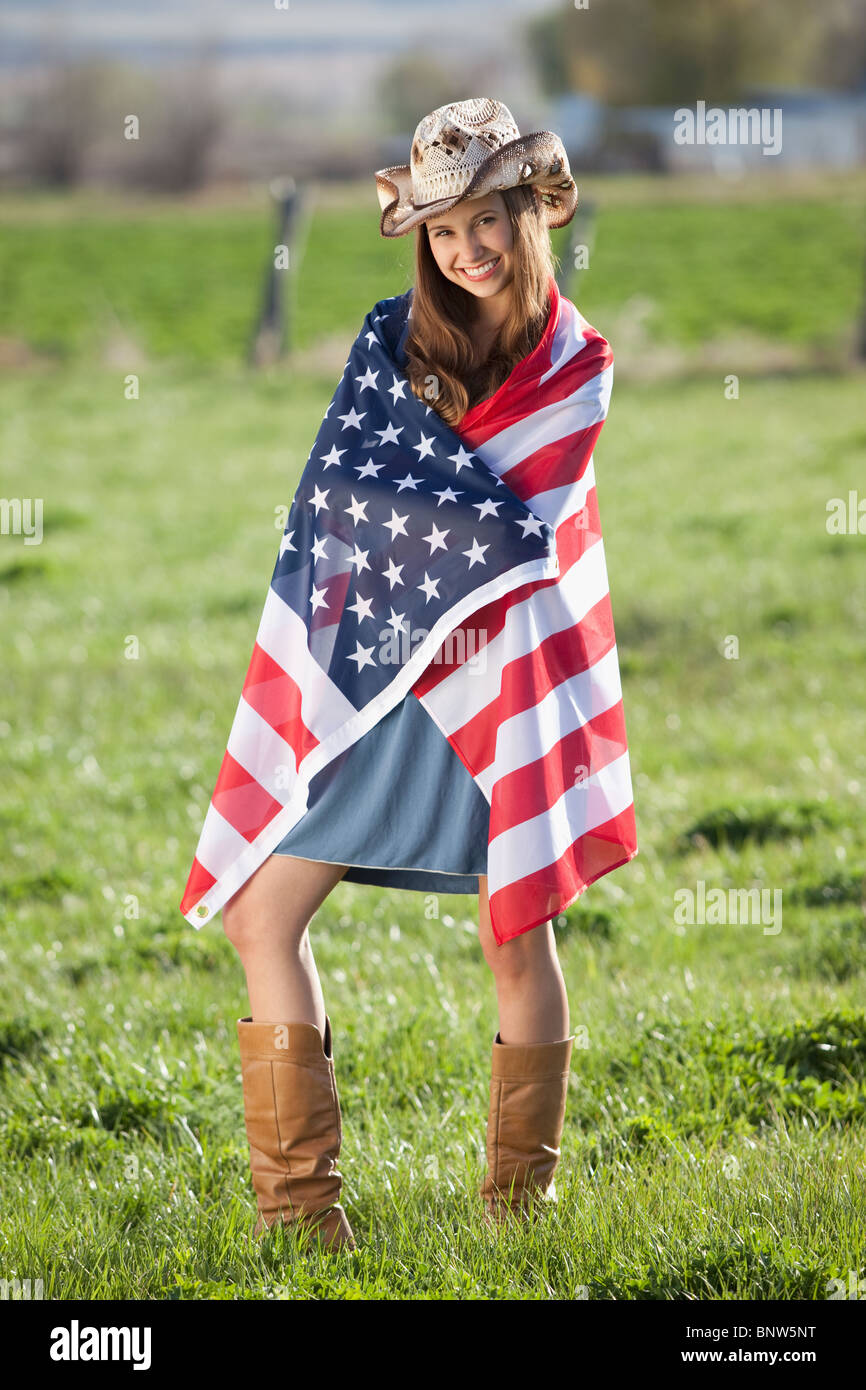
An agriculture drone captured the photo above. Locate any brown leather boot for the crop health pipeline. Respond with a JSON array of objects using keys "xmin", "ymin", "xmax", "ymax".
[
  {"xmin": 480, "ymin": 1029, "xmax": 575, "ymax": 1224},
  {"xmin": 237, "ymin": 1014, "xmax": 356, "ymax": 1252}
]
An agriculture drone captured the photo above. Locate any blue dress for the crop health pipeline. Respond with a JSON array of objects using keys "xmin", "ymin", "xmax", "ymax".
[{"xmin": 270, "ymin": 690, "xmax": 490, "ymax": 893}]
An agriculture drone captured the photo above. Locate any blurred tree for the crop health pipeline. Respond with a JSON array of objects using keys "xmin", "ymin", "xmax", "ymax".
[
  {"xmin": 375, "ymin": 55, "xmax": 473, "ymax": 133},
  {"xmin": 527, "ymin": 0, "xmax": 863, "ymax": 105},
  {"xmin": 18, "ymin": 51, "xmax": 113, "ymax": 185}
]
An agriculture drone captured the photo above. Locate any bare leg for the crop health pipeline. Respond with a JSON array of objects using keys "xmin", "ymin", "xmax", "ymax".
[
  {"xmin": 477, "ymin": 875, "xmax": 569, "ymax": 1044},
  {"xmin": 222, "ymin": 855, "xmax": 348, "ymax": 1037}
]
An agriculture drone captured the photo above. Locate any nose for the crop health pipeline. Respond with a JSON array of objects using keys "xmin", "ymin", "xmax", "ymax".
[{"xmin": 457, "ymin": 231, "xmax": 487, "ymax": 265}]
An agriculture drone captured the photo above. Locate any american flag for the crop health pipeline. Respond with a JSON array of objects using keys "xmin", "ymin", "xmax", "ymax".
[{"xmin": 179, "ymin": 274, "xmax": 637, "ymax": 943}]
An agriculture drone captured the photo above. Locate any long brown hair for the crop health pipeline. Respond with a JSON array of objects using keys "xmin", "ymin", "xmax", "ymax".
[{"xmin": 403, "ymin": 184, "xmax": 558, "ymax": 427}]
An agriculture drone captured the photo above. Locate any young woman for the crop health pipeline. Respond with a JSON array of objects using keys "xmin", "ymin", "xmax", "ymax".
[{"xmin": 207, "ymin": 99, "xmax": 635, "ymax": 1253}]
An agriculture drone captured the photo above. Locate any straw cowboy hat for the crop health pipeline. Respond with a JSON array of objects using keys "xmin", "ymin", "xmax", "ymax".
[{"xmin": 375, "ymin": 96, "xmax": 578, "ymax": 238}]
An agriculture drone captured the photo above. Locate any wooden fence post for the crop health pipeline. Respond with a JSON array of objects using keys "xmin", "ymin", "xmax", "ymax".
[{"xmin": 249, "ymin": 176, "xmax": 306, "ymax": 367}]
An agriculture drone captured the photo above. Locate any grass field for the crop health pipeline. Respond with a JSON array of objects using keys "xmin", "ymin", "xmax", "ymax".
[{"xmin": 1, "ymin": 175, "xmax": 865, "ymax": 1300}]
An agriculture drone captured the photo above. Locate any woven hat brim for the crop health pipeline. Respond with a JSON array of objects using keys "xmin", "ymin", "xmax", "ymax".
[{"xmin": 375, "ymin": 131, "xmax": 578, "ymax": 239}]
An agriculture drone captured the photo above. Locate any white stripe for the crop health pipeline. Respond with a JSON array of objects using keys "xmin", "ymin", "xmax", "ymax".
[
  {"xmin": 419, "ymin": 539, "xmax": 611, "ymax": 735},
  {"xmin": 522, "ymin": 459, "xmax": 595, "ymax": 531},
  {"xmin": 226, "ymin": 695, "xmax": 301, "ymax": 804},
  {"xmin": 474, "ymin": 644, "xmax": 624, "ymax": 797},
  {"xmin": 473, "ymin": 363, "xmax": 613, "ymax": 474},
  {"xmin": 540, "ymin": 298, "xmax": 589, "ymax": 384},
  {"xmin": 255, "ymin": 584, "xmax": 357, "ymax": 738},
  {"xmin": 487, "ymin": 749, "xmax": 635, "ymax": 888},
  {"xmin": 194, "ymin": 800, "xmax": 250, "ymax": 877}
]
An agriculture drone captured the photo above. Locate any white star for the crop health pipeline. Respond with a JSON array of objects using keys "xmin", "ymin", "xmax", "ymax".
[
  {"xmin": 418, "ymin": 571, "xmax": 441, "ymax": 602},
  {"xmin": 320, "ymin": 444, "xmax": 346, "ymax": 469},
  {"xmin": 376, "ymin": 422, "xmax": 403, "ymax": 446},
  {"xmin": 394, "ymin": 472, "xmax": 422, "ymax": 492},
  {"xmin": 386, "ymin": 606, "xmax": 408, "ymax": 635},
  {"xmin": 383, "ymin": 508, "xmax": 409, "ymax": 540},
  {"xmin": 310, "ymin": 584, "xmax": 329, "ymax": 612},
  {"xmin": 382, "ymin": 557, "xmax": 405, "ymax": 589},
  {"xmin": 387, "ymin": 375, "xmax": 408, "ymax": 404},
  {"xmin": 347, "ymin": 640, "xmax": 376, "ymax": 671},
  {"xmin": 344, "ymin": 495, "xmax": 369, "ymax": 524},
  {"xmin": 448, "ymin": 445, "xmax": 475, "ymax": 474},
  {"xmin": 355, "ymin": 457, "xmax": 385, "ymax": 479},
  {"xmin": 473, "ymin": 498, "xmax": 503, "ymax": 520},
  {"xmin": 279, "ymin": 530, "xmax": 296, "ymax": 558},
  {"xmin": 423, "ymin": 523, "xmax": 449, "ymax": 554},
  {"xmin": 463, "ymin": 537, "xmax": 489, "ymax": 568},
  {"xmin": 355, "ymin": 367, "xmax": 379, "ymax": 392},
  {"xmin": 347, "ymin": 592, "xmax": 374, "ymax": 622},
  {"xmin": 516, "ymin": 514, "xmax": 545, "ymax": 538},
  {"xmin": 433, "ymin": 486, "xmax": 462, "ymax": 506},
  {"xmin": 311, "ymin": 534, "xmax": 328, "ymax": 561},
  {"xmin": 339, "ymin": 406, "xmax": 366, "ymax": 431},
  {"xmin": 309, "ymin": 485, "xmax": 330, "ymax": 514},
  {"xmin": 348, "ymin": 544, "xmax": 371, "ymax": 574},
  {"xmin": 412, "ymin": 432, "xmax": 436, "ymax": 460},
  {"xmin": 364, "ymin": 331, "xmax": 377, "ymax": 348}
]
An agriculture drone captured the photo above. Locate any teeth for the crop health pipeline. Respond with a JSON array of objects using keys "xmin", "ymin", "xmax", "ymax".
[{"xmin": 463, "ymin": 258, "xmax": 498, "ymax": 278}]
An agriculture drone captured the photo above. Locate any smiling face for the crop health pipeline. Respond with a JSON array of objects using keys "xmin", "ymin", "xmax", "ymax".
[{"xmin": 424, "ymin": 191, "xmax": 515, "ymax": 309}]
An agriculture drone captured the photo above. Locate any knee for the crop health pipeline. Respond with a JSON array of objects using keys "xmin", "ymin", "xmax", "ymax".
[
  {"xmin": 481, "ymin": 929, "xmax": 549, "ymax": 984},
  {"xmin": 222, "ymin": 892, "xmax": 308, "ymax": 956}
]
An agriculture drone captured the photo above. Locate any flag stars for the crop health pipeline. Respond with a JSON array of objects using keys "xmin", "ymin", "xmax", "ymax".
[
  {"xmin": 463, "ymin": 537, "xmax": 489, "ymax": 568},
  {"xmin": 394, "ymin": 471, "xmax": 422, "ymax": 492},
  {"xmin": 387, "ymin": 375, "xmax": 408, "ymax": 404},
  {"xmin": 473, "ymin": 498, "xmax": 503, "ymax": 520},
  {"xmin": 310, "ymin": 584, "xmax": 329, "ymax": 612},
  {"xmin": 320, "ymin": 444, "xmax": 346, "ymax": 469},
  {"xmin": 423, "ymin": 522, "xmax": 449, "ymax": 554},
  {"xmin": 516, "ymin": 514, "xmax": 545, "ymax": 538},
  {"xmin": 344, "ymin": 495, "xmax": 369, "ymax": 524},
  {"xmin": 433, "ymin": 486, "xmax": 462, "ymax": 506},
  {"xmin": 382, "ymin": 557, "xmax": 405, "ymax": 589},
  {"xmin": 448, "ymin": 445, "xmax": 475, "ymax": 474},
  {"xmin": 355, "ymin": 366, "xmax": 379, "ymax": 392},
  {"xmin": 356, "ymin": 457, "xmax": 385, "ymax": 479},
  {"xmin": 412, "ymin": 432, "xmax": 436, "ymax": 460},
  {"xmin": 375, "ymin": 422, "xmax": 403, "ymax": 446},
  {"xmin": 347, "ymin": 592, "xmax": 374, "ymax": 622},
  {"xmin": 309, "ymin": 485, "xmax": 330, "ymax": 514},
  {"xmin": 348, "ymin": 543, "xmax": 371, "ymax": 574},
  {"xmin": 339, "ymin": 406, "xmax": 366, "ymax": 431},
  {"xmin": 310, "ymin": 534, "xmax": 329, "ymax": 561},
  {"xmin": 386, "ymin": 606, "xmax": 408, "ymax": 636},
  {"xmin": 347, "ymin": 640, "xmax": 376, "ymax": 671},
  {"xmin": 383, "ymin": 508, "xmax": 409, "ymax": 540},
  {"xmin": 279, "ymin": 530, "xmax": 296, "ymax": 558},
  {"xmin": 418, "ymin": 571, "xmax": 441, "ymax": 602}
]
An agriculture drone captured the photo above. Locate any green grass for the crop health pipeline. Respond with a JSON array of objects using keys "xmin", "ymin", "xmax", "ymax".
[
  {"xmin": 0, "ymin": 174, "xmax": 862, "ymax": 366},
  {"xmin": 1, "ymin": 350, "xmax": 864, "ymax": 1298},
  {"xmin": 0, "ymin": 177, "xmax": 865, "ymax": 1298}
]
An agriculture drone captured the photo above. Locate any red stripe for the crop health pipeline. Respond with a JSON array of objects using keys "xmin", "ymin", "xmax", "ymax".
[
  {"xmin": 211, "ymin": 748, "xmax": 284, "ymax": 843},
  {"xmin": 179, "ymin": 856, "xmax": 216, "ymax": 915},
  {"xmin": 460, "ymin": 335, "xmax": 613, "ymax": 450},
  {"xmin": 486, "ymin": 804, "xmax": 639, "ymax": 945},
  {"xmin": 499, "ymin": 420, "xmax": 603, "ymax": 501},
  {"xmin": 491, "ymin": 699, "xmax": 630, "ymax": 836},
  {"xmin": 440, "ymin": 590, "xmax": 616, "ymax": 774},
  {"xmin": 242, "ymin": 642, "xmax": 319, "ymax": 769}
]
